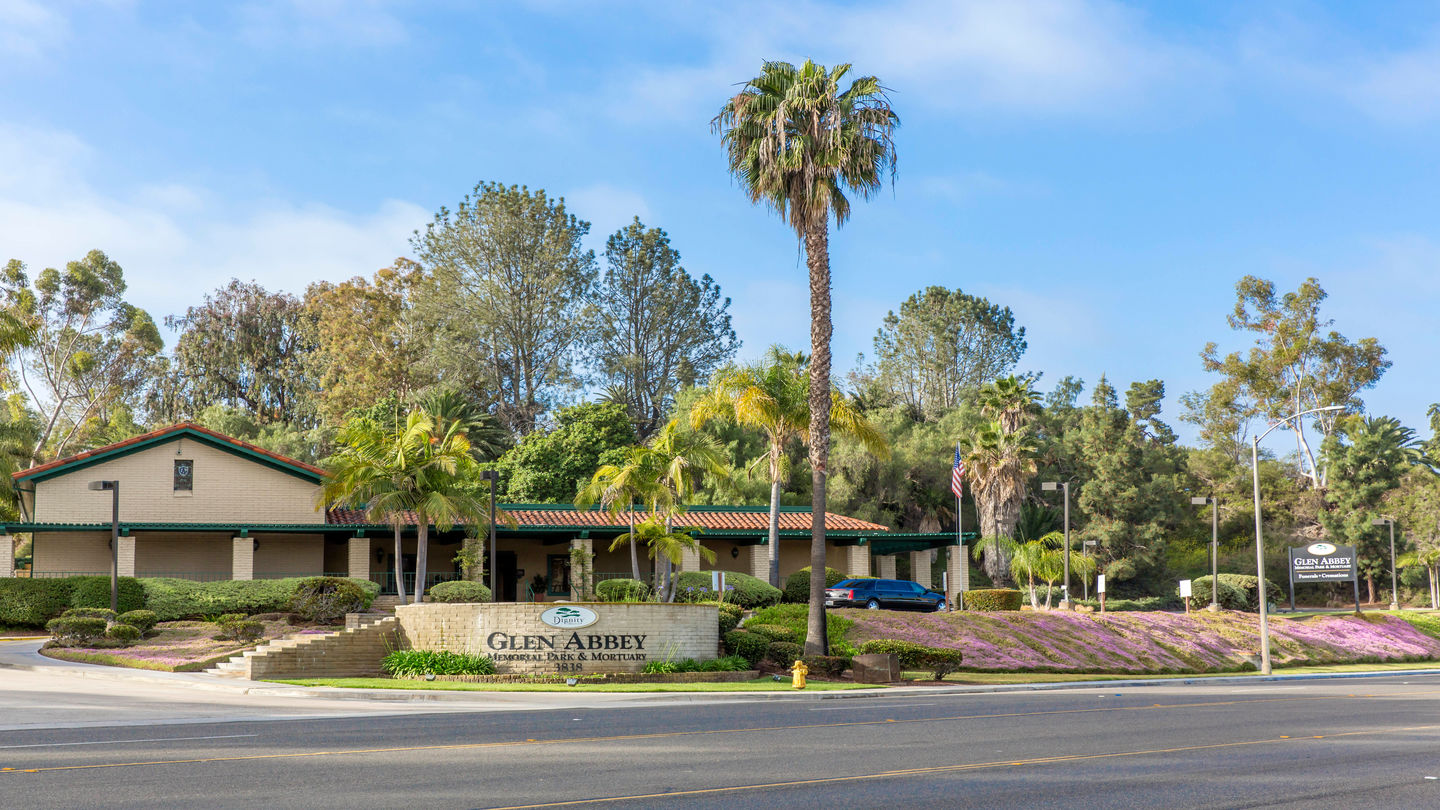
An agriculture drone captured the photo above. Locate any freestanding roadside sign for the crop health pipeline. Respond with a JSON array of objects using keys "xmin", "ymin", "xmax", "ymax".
[{"xmin": 1289, "ymin": 542, "xmax": 1359, "ymax": 612}]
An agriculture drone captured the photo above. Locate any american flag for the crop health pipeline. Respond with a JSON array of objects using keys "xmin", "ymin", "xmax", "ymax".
[{"xmin": 951, "ymin": 443, "xmax": 965, "ymax": 498}]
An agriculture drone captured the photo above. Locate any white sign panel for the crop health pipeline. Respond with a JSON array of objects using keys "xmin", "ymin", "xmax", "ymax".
[
  {"xmin": 1096, "ymin": 574, "xmax": 1105, "ymax": 594},
  {"xmin": 1178, "ymin": 579, "xmax": 1192, "ymax": 598},
  {"xmin": 539, "ymin": 605, "xmax": 600, "ymax": 629}
]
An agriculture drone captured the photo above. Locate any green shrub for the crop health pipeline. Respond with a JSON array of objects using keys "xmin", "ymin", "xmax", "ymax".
[
  {"xmin": 711, "ymin": 601, "xmax": 742, "ymax": 635},
  {"xmin": 858, "ymin": 639, "xmax": 964, "ymax": 680},
  {"xmin": 699, "ymin": 655, "xmax": 751, "ymax": 672},
  {"xmin": 70, "ymin": 576, "xmax": 145, "ymax": 613},
  {"xmin": 782, "ymin": 566, "xmax": 847, "ymax": 604},
  {"xmin": 746, "ymin": 604, "xmax": 857, "ymax": 656},
  {"xmin": 45, "ymin": 616, "xmax": 107, "ymax": 645},
  {"xmin": 0, "ymin": 579, "xmax": 76, "ymax": 627},
  {"xmin": 746, "ymin": 623, "xmax": 800, "ymax": 643},
  {"xmin": 765, "ymin": 641, "xmax": 804, "ymax": 665},
  {"xmin": 117, "ymin": 610, "xmax": 158, "ymax": 633},
  {"xmin": 964, "ymin": 589, "xmax": 1023, "ymax": 611},
  {"xmin": 427, "ymin": 581, "xmax": 493, "ymax": 603},
  {"xmin": 105, "ymin": 623, "xmax": 141, "ymax": 645},
  {"xmin": 595, "ymin": 579, "xmax": 652, "ymax": 602},
  {"xmin": 1212, "ymin": 574, "xmax": 1284, "ymax": 611},
  {"xmin": 723, "ymin": 629, "xmax": 770, "ymax": 667},
  {"xmin": 1179, "ymin": 578, "xmax": 1247, "ymax": 612},
  {"xmin": 214, "ymin": 615, "xmax": 263, "ymax": 642},
  {"xmin": 672, "ymin": 571, "xmax": 782, "ymax": 608},
  {"xmin": 63, "ymin": 607, "xmax": 116, "ymax": 621},
  {"xmin": 290, "ymin": 577, "xmax": 371, "ymax": 623},
  {"xmin": 382, "ymin": 649, "xmax": 495, "ymax": 677},
  {"xmin": 1104, "ymin": 558, "xmax": 1138, "ymax": 582},
  {"xmin": 1076, "ymin": 595, "xmax": 1182, "ymax": 612},
  {"xmin": 802, "ymin": 655, "xmax": 850, "ymax": 678},
  {"xmin": 139, "ymin": 578, "xmax": 379, "ymax": 622}
]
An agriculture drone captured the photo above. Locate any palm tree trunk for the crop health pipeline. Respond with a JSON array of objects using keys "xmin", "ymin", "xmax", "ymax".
[
  {"xmin": 804, "ymin": 220, "xmax": 832, "ymax": 657},
  {"xmin": 767, "ymin": 477, "xmax": 782, "ymax": 588},
  {"xmin": 393, "ymin": 524, "xmax": 406, "ymax": 604},
  {"xmin": 414, "ymin": 517, "xmax": 429, "ymax": 604},
  {"xmin": 629, "ymin": 516, "xmax": 640, "ymax": 582},
  {"xmin": 1430, "ymin": 566, "xmax": 1437, "ymax": 610}
]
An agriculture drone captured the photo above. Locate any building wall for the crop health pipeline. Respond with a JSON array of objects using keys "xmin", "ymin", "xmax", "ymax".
[
  {"xmin": 33, "ymin": 437, "xmax": 323, "ymax": 525},
  {"xmin": 134, "ymin": 533, "xmax": 231, "ymax": 576},
  {"xmin": 253, "ymin": 534, "xmax": 325, "ymax": 577},
  {"xmin": 33, "ymin": 531, "xmax": 110, "ymax": 574}
]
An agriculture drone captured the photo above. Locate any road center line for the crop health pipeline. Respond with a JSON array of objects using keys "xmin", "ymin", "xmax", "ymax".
[
  {"xmin": 809, "ymin": 703, "xmax": 937, "ymax": 711},
  {"xmin": 0, "ymin": 734, "xmax": 258, "ymax": 750}
]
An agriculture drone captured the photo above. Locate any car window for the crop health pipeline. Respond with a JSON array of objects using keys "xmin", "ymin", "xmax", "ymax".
[{"xmin": 906, "ymin": 582, "xmax": 926, "ymax": 595}]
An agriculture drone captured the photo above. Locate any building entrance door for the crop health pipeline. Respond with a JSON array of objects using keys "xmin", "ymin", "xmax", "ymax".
[{"xmin": 497, "ymin": 550, "xmax": 518, "ymax": 602}]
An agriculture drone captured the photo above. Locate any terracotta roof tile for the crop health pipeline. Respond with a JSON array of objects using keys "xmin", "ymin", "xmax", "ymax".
[{"xmin": 325, "ymin": 506, "xmax": 888, "ymax": 533}]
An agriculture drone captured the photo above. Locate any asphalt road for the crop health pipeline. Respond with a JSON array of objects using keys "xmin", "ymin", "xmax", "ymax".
[{"xmin": 4, "ymin": 675, "xmax": 1440, "ymax": 809}]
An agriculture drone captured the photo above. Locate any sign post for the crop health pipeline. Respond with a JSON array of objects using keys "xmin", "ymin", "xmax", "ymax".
[
  {"xmin": 1289, "ymin": 543, "xmax": 1359, "ymax": 613},
  {"xmin": 1179, "ymin": 579, "xmax": 1192, "ymax": 614},
  {"xmin": 1096, "ymin": 574, "xmax": 1106, "ymax": 614}
]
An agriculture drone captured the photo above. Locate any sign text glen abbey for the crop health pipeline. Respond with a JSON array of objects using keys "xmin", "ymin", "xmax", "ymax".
[{"xmin": 485, "ymin": 631, "xmax": 648, "ymax": 671}]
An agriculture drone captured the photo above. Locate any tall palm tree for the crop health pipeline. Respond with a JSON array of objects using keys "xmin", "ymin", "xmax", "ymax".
[
  {"xmin": 979, "ymin": 376, "xmax": 1041, "ymax": 434},
  {"xmin": 321, "ymin": 416, "xmax": 416, "ymax": 603},
  {"xmin": 413, "ymin": 387, "xmax": 509, "ymax": 461},
  {"xmin": 962, "ymin": 421, "xmax": 1039, "ymax": 585},
  {"xmin": 576, "ymin": 447, "xmax": 671, "ymax": 582},
  {"xmin": 715, "ymin": 60, "xmax": 898, "ymax": 655},
  {"xmin": 615, "ymin": 516, "xmax": 717, "ymax": 602},
  {"xmin": 691, "ymin": 346, "xmax": 889, "ymax": 589}
]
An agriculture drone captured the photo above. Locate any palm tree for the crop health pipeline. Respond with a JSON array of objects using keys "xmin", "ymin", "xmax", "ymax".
[
  {"xmin": 649, "ymin": 419, "xmax": 730, "ymax": 599},
  {"xmin": 690, "ymin": 346, "xmax": 889, "ymax": 589},
  {"xmin": 962, "ymin": 421, "xmax": 1039, "ymax": 585},
  {"xmin": 412, "ymin": 387, "xmax": 508, "ymax": 461},
  {"xmin": 576, "ymin": 447, "xmax": 671, "ymax": 582},
  {"xmin": 715, "ymin": 60, "xmax": 898, "ymax": 655},
  {"xmin": 1398, "ymin": 547, "xmax": 1440, "ymax": 610},
  {"xmin": 978, "ymin": 375, "xmax": 1041, "ymax": 434},
  {"xmin": 614, "ymin": 516, "xmax": 718, "ymax": 602},
  {"xmin": 321, "ymin": 416, "xmax": 416, "ymax": 603},
  {"xmin": 1006, "ymin": 538, "xmax": 1045, "ymax": 609}
]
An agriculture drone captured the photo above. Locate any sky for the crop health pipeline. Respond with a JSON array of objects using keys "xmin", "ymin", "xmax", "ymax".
[{"xmin": 1, "ymin": 0, "xmax": 1438, "ymax": 445}]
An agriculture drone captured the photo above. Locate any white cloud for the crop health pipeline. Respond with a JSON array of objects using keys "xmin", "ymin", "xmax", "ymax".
[
  {"xmin": 0, "ymin": 124, "xmax": 425, "ymax": 329},
  {"xmin": 0, "ymin": 0, "xmax": 68, "ymax": 63}
]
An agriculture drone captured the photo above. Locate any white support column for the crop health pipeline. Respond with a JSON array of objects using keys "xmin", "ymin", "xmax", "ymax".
[
  {"xmin": 839, "ymin": 544, "xmax": 871, "ymax": 579},
  {"xmin": 742, "ymin": 544, "xmax": 769, "ymax": 579},
  {"xmin": 347, "ymin": 536, "xmax": 369, "ymax": 580},
  {"xmin": 232, "ymin": 537, "xmax": 254, "ymax": 581},
  {"xmin": 947, "ymin": 544, "xmax": 970, "ymax": 608},
  {"xmin": 909, "ymin": 550, "xmax": 932, "ymax": 589},
  {"xmin": 570, "ymin": 537, "xmax": 594, "ymax": 600},
  {"xmin": 875, "ymin": 554, "xmax": 897, "ymax": 580},
  {"xmin": 117, "ymin": 535, "xmax": 136, "ymax": 578},
  {"xmin": 0, "ymin": 535, "xmax": 14, "ymax": 578}
]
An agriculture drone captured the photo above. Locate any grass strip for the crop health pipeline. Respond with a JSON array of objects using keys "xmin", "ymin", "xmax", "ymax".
[
  {"xmin": 264, "ymin": 676, "xmax": 877, "ymax": 693},
  {"xmin": 40, "ymin": 647, "xmax": 241, "ymax": 673}
]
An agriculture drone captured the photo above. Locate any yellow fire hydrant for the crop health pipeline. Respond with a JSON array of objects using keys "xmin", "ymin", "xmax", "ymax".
[{"xmin": 790, "ymin": 659, "xmax": 808, "ymax": 690}]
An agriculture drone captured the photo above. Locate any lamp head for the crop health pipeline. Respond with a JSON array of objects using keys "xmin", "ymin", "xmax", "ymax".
[
  {"xmin": 1372, "ymin": 518, "xmax": 1391, "ymax": 527},
  {"xmin": 88, "ymin": 481, "xmax": 115, "ymax": 491},
  {"xmin": 1041, "ymin": 482, "xmax": 1059, "ymax": 492},
  {"xmin": 1190, "ymin": 496, "xmax": 1210, "ymax": 506},
  {"xmin": 479, "ymin": 470, "xmax": 499, "ymax": 482}
]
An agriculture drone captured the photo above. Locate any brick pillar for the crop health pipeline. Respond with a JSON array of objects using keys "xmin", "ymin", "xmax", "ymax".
[
  {"xmin": 741, "ymin": 544, "xmax": 768, "ymax": 579},
  {"xmin": 909, "ymin": 549, "xmax": 932, "ymax": 589},
  {"xmin": 838, "ymin": 544, "xmax": 870, "ymax": 579},
  {"xmin": 0, "ymin": 535, "xmax": 13, "ymax": 578},
  {"xmin": 874, "ymin": 554, "xmax": 897, "ymax": 579},
  {"xmin": 232, "ymin": 537, "xmax": 254, "ymax": 581},
  {"xmin": 348, "ymin": 536, "xmax": 369, "ymax": 580},
  {"xmin": 946, "ymin": 545, "xmax": 970, "ymax": 609},
  {"xmin": 117, "ymin": 535, "xmax": 136, "ymax": 578},
  {"xmin": 570, "ymin": 537, "xmax": 594, "ymax": 600},
  {"xmin": 678, "ymin": 542, "xmax": 702, "ymax": 573}
]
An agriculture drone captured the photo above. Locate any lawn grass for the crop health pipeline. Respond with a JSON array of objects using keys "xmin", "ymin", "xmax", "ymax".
[{"xmin": 265, "ymin": 676, "xmax": 877, "ymax": 693}]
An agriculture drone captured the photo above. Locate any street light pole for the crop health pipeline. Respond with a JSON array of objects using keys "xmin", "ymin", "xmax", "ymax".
[
  {"xmin": 1251, "ymin": 405, "xmax": 1344, "ymax": 676},
  {"xmin": 1191, "ymin": 495, "xmax": 1219, "ymax": 611},
  {"xmin": 1041, "ymin": 481, "xmax": 1071, "ymax": 609},
  {"xmin": 87, "ymin": 481, "xmax": 119, "ymax": 613},
  {"xmin": 1373, "ymin": 518, "xmax": 1398, "ymax": 611}
]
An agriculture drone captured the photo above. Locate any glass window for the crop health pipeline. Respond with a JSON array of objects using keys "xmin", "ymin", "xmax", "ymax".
[{"xmin": 174, "ymin": 459, "xmax": 193, "ymax": 491}]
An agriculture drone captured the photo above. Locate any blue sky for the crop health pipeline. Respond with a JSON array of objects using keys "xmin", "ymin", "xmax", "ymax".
[{"xmin": 2, "ymin": 0, "xmax": 1437, "ymax": 444}]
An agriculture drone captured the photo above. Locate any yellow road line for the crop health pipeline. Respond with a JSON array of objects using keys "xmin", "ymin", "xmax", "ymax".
[
  {"xmin": 2, "ymin": 691, "xmax": 1432, "ymax": 775},
  {"xmin": 484, "ymin": 723, "xmax": 1440, "ymax": 809}
]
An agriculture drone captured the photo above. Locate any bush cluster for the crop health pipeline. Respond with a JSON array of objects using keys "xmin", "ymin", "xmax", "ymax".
[
  {"xmin": 722, "ymin": 629, "xmax": 771, "ymax": 667},
  {"xmin": 105, "ymin": 623, "xmax": 142, "ymax": 644},
  {"xmin": 117, "ymin": 610, "xmax": 158, "ymax": 633},
  {"xmin": 214, "ymin": 613, "xmax": 264, "ymax": 642},
  {"xmin": 672, "ymin": 571, "xmax": 782, "ymax": 608},
  {"xmin": 857, "ymin": 639, "xmax": 964, "ymax": 680},
  {"xmin": 765, "ymin": 641, "xmax": 803, "ymax": 665},
  {"xmin": 745, "ymin": 604, "xmax": 856, "ymax": 657},
  {"xmin": 642, "ymin": 655, "xmax": 750, "ymax": 674},
  {"xmin": 382, "ymin": 649, "xmax": 496, "ymax": 677},
  {"xmin": 782, "ymin": 567, "xmax": 846, "ymax": 604},
  {"xmin": 290, "ymin": 577, "xmax": 372, "ymax": 623},
  {"xmin": 801, "ymin": 655, "xmax": 849, "ymax": 678},
  {"xmin": 45, "ymin": 615, "xmax": 108, "ymax": 645},
  {"xmin": 427, "ymin": 581, "xmax": 493, "ymax": 603},
  {"xmin": 1179, "ymin": 578, "xmax": 1248, "ymax": 612},
  {"xmin": 70, "ymin": 576, "xmax": 146, "ymax": 613},
  {"xmin": 595, "ymin": 579, "xmax": 652, "ymax": 602},
  {"xmin": 963, "ymin": 589, "xmax": 1023, "ymax": 612}
]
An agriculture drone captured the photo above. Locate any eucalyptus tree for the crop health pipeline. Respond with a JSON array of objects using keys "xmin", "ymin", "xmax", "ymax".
[
  {"xmin": 715, "ymin": 59, "xmax": 898, "ymax": 654},
  {"xmin": 690, "ymin": 347, "xmax": 888, "ymax": 589}
]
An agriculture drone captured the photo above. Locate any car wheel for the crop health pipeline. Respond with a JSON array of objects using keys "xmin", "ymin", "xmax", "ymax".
[
  {"xmin": 934, "ymin": 600, "xmax": 946, "ymax": 612},
  {"xmin": 865, "ymin": 599, "xmax": 881, "ymax": 610}
]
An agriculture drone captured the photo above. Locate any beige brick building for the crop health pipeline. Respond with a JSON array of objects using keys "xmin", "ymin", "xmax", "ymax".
[{"xmin": 3, "ymin": 423, "xmax": 970, "ymax": 603}]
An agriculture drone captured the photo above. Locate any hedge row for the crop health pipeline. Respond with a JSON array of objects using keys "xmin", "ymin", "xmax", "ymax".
[
  {"xmin": 781, "ymin": 567, "xmax": 847, "ymax": 604},
  {"xmin": 0, "ymin": 576, "xmax": 380, "ymax": 628},
  {"xmin": 858, "ymin": 639, "xmax": 965, "ymax": 680},
  {"xmin": 964, "ymin": 588, "xmax": 1022, "ymax": 611}
]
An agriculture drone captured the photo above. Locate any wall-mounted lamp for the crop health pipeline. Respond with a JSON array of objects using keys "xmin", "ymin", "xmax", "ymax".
[
  {"xmin": 376, "ymin": 548, "xmax": 386, "ymax": 564},
  {"xmin": 731, "ymin": 547, "xmax": 740, "ymax": 559},
  {"xmin": 252, "ymin": 538, "xmax": 259, "ymax": 551}
]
